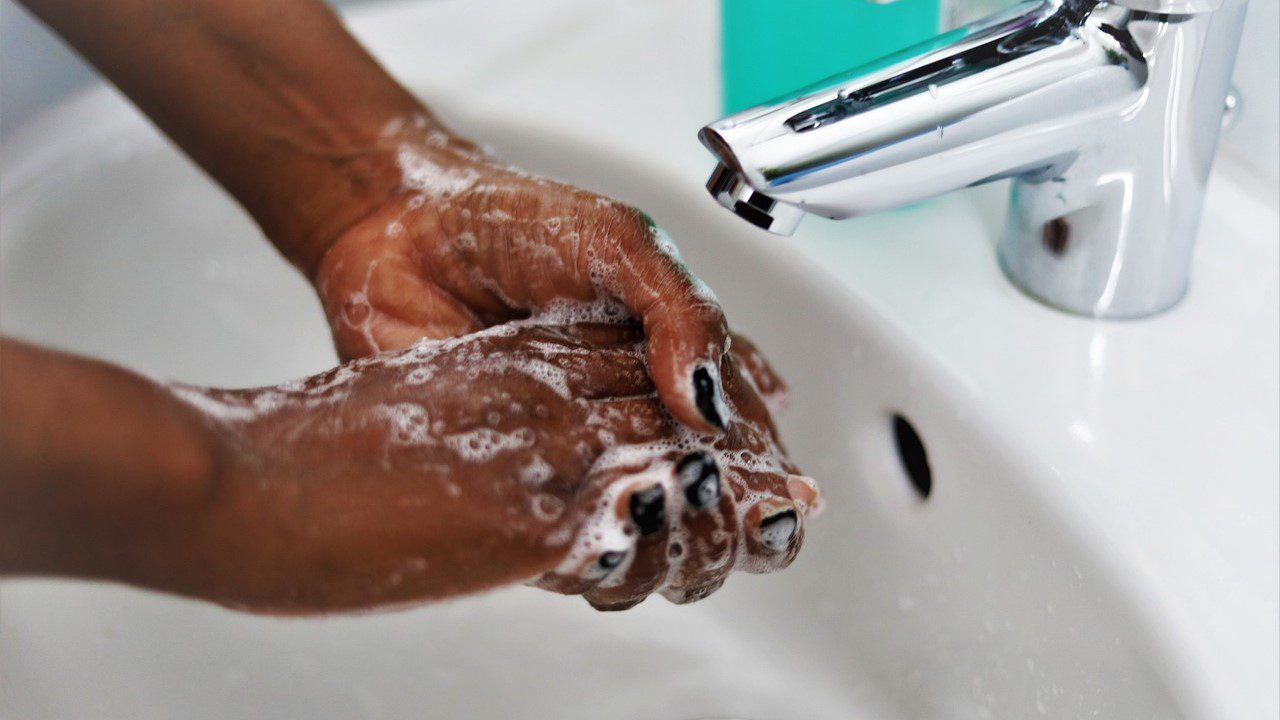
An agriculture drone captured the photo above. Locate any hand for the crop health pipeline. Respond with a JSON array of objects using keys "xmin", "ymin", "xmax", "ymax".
[
  {"xmin": 313, "ymin": 119, "xmax": 735, "ymax": 434},
  {"xmin": 175, "ymin": 321, "xmax": 819, "ymax": 613}
]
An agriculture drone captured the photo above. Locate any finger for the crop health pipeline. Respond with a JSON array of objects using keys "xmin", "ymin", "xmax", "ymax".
[
  {"xmin": 583, "ymin": 454, "xmax": 679, "ymax": 611},
  {"xmin": 514, "ymin": 326, "xmax": 654, "ymax": 401},
  {"xmin": 592, "ymin": 215, "xmax": 731, "ymax": 435},
  {"xmin": 542, "ymin": 321, "xmax": 645, "ymax": 348},
  {"xmin": 660, "ymin": 451, "xmax": 738, "ymax": 604},
  {"xmin": 729, "ymin": 467, "xmax": 806, "ymax": 575},
  {"xmin": 787, "ymin": 474, "xmax": 825, "ymax": 518},
  {"xmin": 719, "ymin": 352, "xmax": 789, "ymax": 457},
  {"xmin": 426, "ymin": 324, "xmax": 650, "ymax": 403},
  {"xmin": 531, "ymin": 455, "xmax": 667, "ymax": 597},
  {"xmin": 584, "ymin": 396, "xmax": 677, "ymax": 447},
  {"xmin": 727, "ymin": 332, "xmax": 790, "ymax": 415}
]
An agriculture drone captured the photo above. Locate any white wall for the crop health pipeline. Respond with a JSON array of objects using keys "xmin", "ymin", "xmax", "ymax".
[{"xmin": 1225, "ymin": 0, "xmax": 1279, "ymax": 189}]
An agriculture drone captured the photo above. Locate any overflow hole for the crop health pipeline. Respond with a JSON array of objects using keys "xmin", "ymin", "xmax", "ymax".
[
  {"xmin": 1041, "ymin": 217, "xmax": 1070, "ymax": 256},
  {"xmin": 892, "ymin": 414, "xmax": 932, "ymax": 500}
]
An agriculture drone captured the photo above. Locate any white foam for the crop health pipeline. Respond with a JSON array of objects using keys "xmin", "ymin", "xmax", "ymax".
[
  {"xmin": 524, "ymin": 297, "xmax": 630, "ymax": 327},
  {"xmin": 552, "ymin": 479, "xmax": 636, "ymax": 583},
  {"xmin": 519, "ymin": 455, "xmax": 555, "ymax": 487},
  {"xmin": 531, "ymin": 493, "xmax": 566, "ymax": 522},
  {"xmin": 375, "ymin": 402, "xmax": 433, "ymax": 446},
  {"xmin": 169, "ymin": 386, "xmax": 258, "ymax": 423},
  {"xmin": 395, "ymin": 144, "xmax": 480, "ymax": 198},
  {"xmin": 443, "ymin": 427, "xmax": 535, "ymax": 463},
  {"xmin": 478, "ymin": 356, "xmax": 571, "ymax": 399},
  {"xmin": 403, "ymin": 365, "xmax": 435, "ymax": 385}
]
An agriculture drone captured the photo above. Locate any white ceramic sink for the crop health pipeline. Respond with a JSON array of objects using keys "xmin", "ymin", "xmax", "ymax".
[
  {"xmin": 1, "ymin": 1, "xmax": 1276, "ymax": 718},
  {"xmin": 1, "ymin": 95, "xmax": 1222, "ymax": 720}
]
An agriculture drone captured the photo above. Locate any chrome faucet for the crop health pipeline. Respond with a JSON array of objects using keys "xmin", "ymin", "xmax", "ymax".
[{"xmin": 699, "ymin": 0, "xmax": 1248, "ymax": 318}]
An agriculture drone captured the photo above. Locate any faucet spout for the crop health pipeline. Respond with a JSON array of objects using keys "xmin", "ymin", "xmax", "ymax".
[
  {"xmin": 701, "ymin": 0, "xmax": 1142, "ymax": 218},
  {"xmin": 699, "ymin": 0, "xmax": 1247, "ymax": 318},
  {"xmin": 706, "ymin": 162, "xmax": 806, "ymax": 235}
]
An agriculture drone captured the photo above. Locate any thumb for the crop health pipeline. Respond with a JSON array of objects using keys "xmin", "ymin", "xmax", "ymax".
[{"xmin": 593, "ymin": 214, "xmax": 731, "ymax": 434}]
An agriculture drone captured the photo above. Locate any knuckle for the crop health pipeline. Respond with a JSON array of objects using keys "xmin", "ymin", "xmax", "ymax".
[{"xmin": 688, "ymin": 299, "xmax": 728, "ymax": 332}]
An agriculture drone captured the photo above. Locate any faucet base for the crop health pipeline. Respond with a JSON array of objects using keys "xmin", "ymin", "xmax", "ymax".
[
  {"xmin": 699, "ymin": 0, "xmax": 1250, "ymax": 320},
  {"xmin": 995, "ymin": 177, "xmax": 1198, "ymax": 319},
  {"xmin": 994, "ymin": 0, "xmax": 1245, "ymax": 320},
  {"xmin": 997, "ymin": 232, "xmax": 1190, "ymax": 320}
]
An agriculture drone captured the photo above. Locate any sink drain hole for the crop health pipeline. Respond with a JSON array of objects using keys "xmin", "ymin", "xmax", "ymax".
[{"xmin": 892, "ymin": 414, "xmax": 932, "ymax": 499}]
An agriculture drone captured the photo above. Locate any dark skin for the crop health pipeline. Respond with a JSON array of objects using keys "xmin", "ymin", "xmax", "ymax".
[
  {"xmin": 2, "ymin": 0, "xmax": 821, "ymax": 612},
  {"xmin": 0, "ymin": 328, "xmax": 819, "ymax": 613},
  {"xmin": 17, "ymin": 0, "xmax": 734, "ymax": 433}
]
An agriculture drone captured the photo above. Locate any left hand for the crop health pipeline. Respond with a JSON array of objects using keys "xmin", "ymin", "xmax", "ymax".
[
  {"xmin": 313, "ymin": 119, "xmax": 734, "ymax": 434},
  {"xmin": 167, "ymin": 322, "xmax": 819, "ymax": 613}
]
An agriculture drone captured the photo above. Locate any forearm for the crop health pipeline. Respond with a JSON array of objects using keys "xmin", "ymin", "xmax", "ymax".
[
  {"xmin": 0, "ymin": 338, "xmax": 218, "ymax": 585},
  {"xmin": 17, "ymin": 0, "xmax": 434, "ymax": 275},
  {"xmin": 0, "ymin": 338, "xmax": 558, "ymax": 611}
]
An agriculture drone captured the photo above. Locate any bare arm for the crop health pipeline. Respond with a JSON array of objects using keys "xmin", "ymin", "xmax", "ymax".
[
  {"xmin": 0, "ymin": 338, "xmax": 216, "ymax": 586},
  {"xmin": 17, "ymin": 0, "xmax": 418, "ymax": 274},
  {"xmin": 17, "ymin": 0, "xmax": 744, "ymax": 435},
  {"xmin": 0, "ymin": 333, "xmax": 817, "ymax": 613}
]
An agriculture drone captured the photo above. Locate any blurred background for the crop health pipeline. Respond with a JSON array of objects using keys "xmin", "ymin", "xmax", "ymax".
[{"xmin": 2, "ymin": 0, "xmax": 1277, "ymax": 190}]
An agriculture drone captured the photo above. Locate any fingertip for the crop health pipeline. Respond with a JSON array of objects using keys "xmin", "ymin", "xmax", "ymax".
[
  {"xmin": 650, "ymin": 348, "xmax": 732, "ymax": 434},
  {"xmin": 739, "ymin": 497, "xmax": 804, "ymax": 573},
  {"xmin": 691, "ymin": 363, "xmax": 729, "ymax": 431},
  {"xmin": 597, "ymin": 550, "xmax": 627, "ymax": 572},
  {"xmin": 786, "ymin": 474, "xmax": 825, "ymax": 518},
  {"xmin": 758, "ymin": 508, "xmax": 799, "ymax": 552},
  {"xmin": 638, "ymin": 295, "xmax": 731, "ymax": 433},
  {"xmin": 647, "ymin": 348, "xmax": 722, "ymax": 433},
  {"xmin": 587, "ymin": 596, "xmax": 645, "ymax": 612},
  {"xmin": 676, "ymin": 451, "xmax": 722, "ymax": 509},
  {"xmin": 627, "ymin": 483, "xmax": 666, "ymax": 537},
  {"xmin": 660, "ymin": 577, "xmax": 726, "ymax": 605}
]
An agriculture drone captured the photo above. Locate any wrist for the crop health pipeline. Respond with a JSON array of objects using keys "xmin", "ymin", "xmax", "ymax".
[
  {"xmin": 276, "ymin": 113, "xmax": 482, "ymax": 281},
  {"xmin": 147, "ymin": 387, "xmax": 302, "ymax": 607},
  {"xmin": 263, "ymin": 121, "xmax": 407, "ymax": 280}
]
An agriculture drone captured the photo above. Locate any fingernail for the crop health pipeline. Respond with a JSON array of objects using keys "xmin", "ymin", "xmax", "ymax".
[
  {"xmin": 628, "ymin": 484, "xmax": 666, "ymax": 536},
  {"xmin": 759, "ymin": 509, "xmax": 798, "ymax": 551},
  {"xmin": 588, "ymin": 597, "xmax": 644, "ymax": 612},
  {"xmin": 598, "ymin": 550, "xmax": 626, "ymax": 571},
  {"xmin": 676, "ymin": 452, "xmax": 721, "ymax": 508},
  {"xmin": 686, "ymin": 578, "xmax": 726, "ymax": 603},
  {"xmin": 692, "ymin": 365, "xmax": 727, "ymax": 430},
  {"xmin": 660, "ymin": 577, "xmax": 725, "ymax": 605}
]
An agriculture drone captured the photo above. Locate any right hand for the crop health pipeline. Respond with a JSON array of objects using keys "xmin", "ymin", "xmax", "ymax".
[
  {"xmin": 312, "ymin": 122, "xmax": 738, "ymax": 435},
  {"xmin": 176, "ymin": 320, "xmax": 820, "ymax": 613}
]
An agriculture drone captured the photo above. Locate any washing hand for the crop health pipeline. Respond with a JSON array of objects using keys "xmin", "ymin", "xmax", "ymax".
[
  {"xmin": 169, "ymin": 321, "xmax": 820, "ymax": 612},
  {"xmin": 312, "ymin": 118, "xmax": 735, "ymax": 435},
  {"xmin": 5, "ymin": 0, "xmax": 821, "ymax": 614}
]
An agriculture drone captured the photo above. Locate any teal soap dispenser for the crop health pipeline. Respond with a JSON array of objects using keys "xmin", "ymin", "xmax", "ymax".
[{"xmin": 720, "ymin": 0, "xmax": 943, "ymax": 113}]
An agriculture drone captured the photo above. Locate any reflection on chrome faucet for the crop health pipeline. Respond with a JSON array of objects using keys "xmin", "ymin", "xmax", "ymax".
[{"xmin": 699, "ymin": 0, "xmax": 1247, "ymax": 318}]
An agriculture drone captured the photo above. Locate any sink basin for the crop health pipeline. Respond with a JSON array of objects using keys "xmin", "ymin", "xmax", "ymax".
[
  {"xmin": 3, "ymin": 2, "xmax": 1277, "ymax": 714},
  {"xmin": 0, "ymin": 87, "xmax": 1209, "ymax": 719}
]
